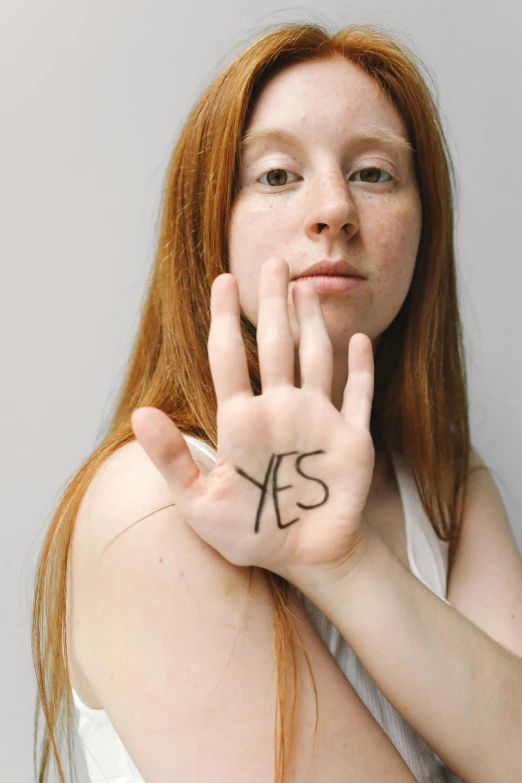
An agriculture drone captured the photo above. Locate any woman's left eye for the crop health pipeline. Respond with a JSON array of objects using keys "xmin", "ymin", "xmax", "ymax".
[
  {"xmin": 351, "ymin": 167, "xmax": 393, "ymax": 183},
  {"xmin": 257, "ymin": 166, "xmax": 394, "ymax": 187}
]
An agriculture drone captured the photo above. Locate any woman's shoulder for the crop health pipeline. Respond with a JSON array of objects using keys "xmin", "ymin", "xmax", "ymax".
[{"xmin": 87, "ymin": 433, "xmax": 215, "ymax": 497}]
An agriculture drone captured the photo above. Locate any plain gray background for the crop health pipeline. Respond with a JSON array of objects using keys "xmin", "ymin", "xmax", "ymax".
[{"xmin": 1, "ymin": 0, "xmax": 521, "ymax": 780}]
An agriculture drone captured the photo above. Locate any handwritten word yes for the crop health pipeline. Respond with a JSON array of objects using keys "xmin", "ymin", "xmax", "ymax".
[{"xmin": 235, "ymin": 450, "xmax": 329, "ymax": 533}]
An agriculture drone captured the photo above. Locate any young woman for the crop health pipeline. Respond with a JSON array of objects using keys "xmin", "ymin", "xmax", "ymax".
[{"xmin": 32, "ymin": 21, "xmax": 522, "ymax": 783}]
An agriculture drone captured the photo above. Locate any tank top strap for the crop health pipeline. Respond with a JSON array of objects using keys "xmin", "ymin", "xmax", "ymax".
[{"xmin": 389, "ymin": 449, "xmax": 450, "ymax": 602}]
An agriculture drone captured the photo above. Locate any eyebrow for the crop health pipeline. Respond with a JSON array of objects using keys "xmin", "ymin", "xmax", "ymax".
[{"xmin": 240, "ymin": 125, "xmax": 414, "ymax": 156}]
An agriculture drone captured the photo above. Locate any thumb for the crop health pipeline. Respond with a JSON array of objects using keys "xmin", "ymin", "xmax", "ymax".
[{"xmin": 131, "ymin": 407, "xmax": 200, "ymax": 499}]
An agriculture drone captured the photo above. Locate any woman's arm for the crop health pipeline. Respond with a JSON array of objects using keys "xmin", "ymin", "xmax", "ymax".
[
  {"xmin": 297, "ymin": 522, "xmax": 522, "ymax": 783},
  {"xmin": 69, "ymin": 440, "xmax": 419, "ymax": 782}
]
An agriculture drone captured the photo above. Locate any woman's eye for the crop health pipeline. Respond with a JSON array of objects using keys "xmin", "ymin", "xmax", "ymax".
[
  {"xmin": 257, "ymin": 166, "xmax": 394, "ymax": 188},
  {"xmin": 352, "ymin": 167, "xmax": 393, "ymax": 183},
  {"xmin": 258, "ymin": 169, "xmax": 298, "ymax": 187}
]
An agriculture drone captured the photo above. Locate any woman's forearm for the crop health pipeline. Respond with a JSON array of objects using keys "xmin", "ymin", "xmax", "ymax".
[{"xmin": 296, "ymin": 524, "xmax": 522, "ymax": 783}]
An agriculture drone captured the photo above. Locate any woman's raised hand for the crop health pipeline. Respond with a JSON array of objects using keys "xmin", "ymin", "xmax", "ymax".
[{"xmin": 131, "ymin": 258, "xmax": 376, "ymax": 590}]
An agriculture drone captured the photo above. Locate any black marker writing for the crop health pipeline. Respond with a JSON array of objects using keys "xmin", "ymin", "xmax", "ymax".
[
  {"xmin": 272, "ymin": 451, "xmax": 299, "ymax": 529},
  {"xmin": 294, "ymin": 450, "xmax": 329, "ymax": 509},
  {"xmin": 235, "ymin": 450, "xmax": 328, "ymax": 533},
  {"xmin": 235, "ymin": 453, "xmax": 276, "ymax": 534}
]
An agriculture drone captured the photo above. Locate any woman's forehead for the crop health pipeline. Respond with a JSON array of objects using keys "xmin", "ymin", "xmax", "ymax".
[{"xmin": 247, "ymin": 58, "xmax": 408, "ymax": 140}]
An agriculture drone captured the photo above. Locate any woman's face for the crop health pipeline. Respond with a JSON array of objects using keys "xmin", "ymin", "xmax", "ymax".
[{"xmin": 228, "ymin": 57, "xmax": 422, "ymax": 355}]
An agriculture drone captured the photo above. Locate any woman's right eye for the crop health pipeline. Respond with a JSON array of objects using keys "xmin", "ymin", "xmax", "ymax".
[{"xmin": 258, "ymin": 169, "xmax": 299, "ymax": 187}]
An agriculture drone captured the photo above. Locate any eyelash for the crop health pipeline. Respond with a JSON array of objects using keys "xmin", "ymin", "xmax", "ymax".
[{"xmin": 257, "ymin": 166, "xmax": 395, "ymax": 187}]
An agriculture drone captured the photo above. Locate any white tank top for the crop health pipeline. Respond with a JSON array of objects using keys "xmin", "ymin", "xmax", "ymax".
[{"xmin": 71, "ymin": 437, "xmax": 462, "ymax": 782}]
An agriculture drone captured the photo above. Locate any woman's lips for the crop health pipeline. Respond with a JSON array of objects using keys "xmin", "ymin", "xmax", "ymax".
[{"xmin": 292, "ymin": 275, "xmax": 365, "ymax": 293}]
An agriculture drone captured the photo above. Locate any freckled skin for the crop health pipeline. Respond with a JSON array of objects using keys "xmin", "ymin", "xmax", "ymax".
[{"xmin": 228, "ymin": 57, "xmax": 422, "ymax": 415}]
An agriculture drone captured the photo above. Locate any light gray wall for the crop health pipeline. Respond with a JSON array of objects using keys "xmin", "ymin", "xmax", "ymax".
[{"xmin": 1, "ymin": 1, "xmax": 520, "ymax": 779}]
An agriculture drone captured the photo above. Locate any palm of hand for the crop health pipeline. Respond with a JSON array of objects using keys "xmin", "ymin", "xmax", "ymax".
[{"xmin": 132, "ymin": 258, "xmax": 375, "ymax": 587}]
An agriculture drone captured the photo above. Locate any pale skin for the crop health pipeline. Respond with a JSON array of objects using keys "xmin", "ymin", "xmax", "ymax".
[
  {"xmin": 228, "ymin": 56, "xmax": 422, "ymax": 491},
  {"xmin": 133, "ymin": 256, "xmax": 377, "ymax": 586},
  {"xmin": 131, "ymin": 58, "xmax": 522, "ymax": 780},
  {"xmin": 228, "ymin": 57, "xmax": 422, "ymax": 419},
  {"xmin": 133, "ymin": 56, "xmax": 425, "ymax": 580}
]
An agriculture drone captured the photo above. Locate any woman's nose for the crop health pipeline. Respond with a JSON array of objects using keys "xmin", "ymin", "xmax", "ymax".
[{"xmin": 305, "ymin": 173, "xmax": 359, "ymax": 239}]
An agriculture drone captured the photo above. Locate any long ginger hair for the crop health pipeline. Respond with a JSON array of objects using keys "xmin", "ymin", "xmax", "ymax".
[{"xmin": 32, "ymin": 20, "xmax": 471, "ymax": 783}]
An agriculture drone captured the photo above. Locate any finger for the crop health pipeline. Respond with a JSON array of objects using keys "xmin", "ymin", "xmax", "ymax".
[
  {"xmin": 257, "ymin": 258, "xmax": 295, "ymax": 390},
  {"xmin": 208, "ymin": 273, "xmax": 253, "ymax": 405},
  {"xmin": 131, "ymin": 407, "xmax": 201, "ymax": 501},
  {"xmin": 291, "ymin": 280, "xmax": 333, "ymax": 397},
  {"xmin": 340, "ymin": 334, "xmax": 375, "ymax": 431}
]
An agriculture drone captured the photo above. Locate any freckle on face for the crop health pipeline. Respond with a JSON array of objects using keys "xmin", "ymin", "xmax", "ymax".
[{"xmin": 228, "ymin": 58, "xmax": 422, "ymax": 347}]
